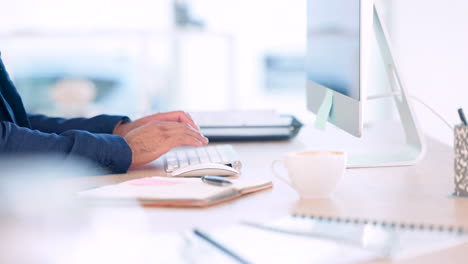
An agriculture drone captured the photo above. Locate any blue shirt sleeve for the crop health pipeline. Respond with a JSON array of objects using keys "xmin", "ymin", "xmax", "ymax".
[
  {"xmin": 0, "ymin": 121, "xmax": 132, "ymax": 173},
  {"xmin": 28, "ymin": 114, "xmax": 130, "ymax": 134}
]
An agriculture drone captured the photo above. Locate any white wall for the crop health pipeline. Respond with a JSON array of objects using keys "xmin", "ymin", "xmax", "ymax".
[
  {"xmin": 189, "ymin": 0, "xmax": 306, "ymax": 111},
  {"xmin": 385, "ymin": 0, "xmax": 468, "ymax": 145},
  {"xmin": 0, "ymin": 0, "xmax": 171, "ymax": 32}
]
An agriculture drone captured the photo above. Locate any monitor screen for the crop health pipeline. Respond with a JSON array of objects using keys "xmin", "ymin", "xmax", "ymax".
[{"xmin": 307, "ymin": 0, "xmax": 360, "ymax": 100}]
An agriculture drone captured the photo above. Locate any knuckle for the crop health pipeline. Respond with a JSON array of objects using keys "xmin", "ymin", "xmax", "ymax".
[
  {"xmin": 179, "ymin": 110, "xmax": 190, "ymax": 117},
  {"xmin": 175, "ymin": 122, "xmax": 190, "ymax": 130}
]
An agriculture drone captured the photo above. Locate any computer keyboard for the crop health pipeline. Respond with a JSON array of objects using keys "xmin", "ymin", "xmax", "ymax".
[{"xmin": 164, "ymin": 144, "xmax": 242, "ymax": 174}]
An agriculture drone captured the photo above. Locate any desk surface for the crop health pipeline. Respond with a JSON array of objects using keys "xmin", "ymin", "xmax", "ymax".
[{"xmin": 72, "ymin": 124, "xmax": 468, "ymax": 264}]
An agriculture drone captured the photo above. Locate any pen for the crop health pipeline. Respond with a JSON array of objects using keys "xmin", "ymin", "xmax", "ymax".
[
  {"xmin": 201, "ymin": 175, "xmax": 233, "ymax": 186},
  {"xmin": 193, "ymin": 228, "xmax": 251, "ymax": 264},
  {"xmin": 458, "ymin": 108, "xmax": 468, "ymax": 126}
]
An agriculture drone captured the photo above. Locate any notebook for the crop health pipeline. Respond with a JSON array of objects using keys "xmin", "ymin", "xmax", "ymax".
[
  {"xmin": 78, "ymin": 177, "xmax": 272, "ymax": 207},
  {"xmin": 242, "ymin": 209, "xmax": 468, "ymax": 259},
  {"xmin": 190, "ymin": 224, "xmax": 379, "ymax": 264}
]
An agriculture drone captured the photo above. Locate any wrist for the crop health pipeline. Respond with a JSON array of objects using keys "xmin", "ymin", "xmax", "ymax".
[{"xmin": 113, "ymin": 117, "xmax": 132, "ymax": 136}]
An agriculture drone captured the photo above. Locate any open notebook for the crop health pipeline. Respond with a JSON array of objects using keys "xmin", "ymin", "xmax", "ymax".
[
  {"xmin": 190, "ymin": 224, "xmax": 379, "ymax": 264},
  {"xmin": 241, "ymin": 206, "xmax": 468, "ymax": 260},
  {"xmin": 78, "ymin": 177, "xmax": 272, "ymax": 207}
]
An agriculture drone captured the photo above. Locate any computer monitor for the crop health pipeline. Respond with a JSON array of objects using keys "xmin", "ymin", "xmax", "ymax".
[
  {"xmin": 306, "ymin": 0, "xmax": 372, "ymax": 137},
  {"xmin": 305, "ymin": 0, "xmax": 426, "ymax": 167}
]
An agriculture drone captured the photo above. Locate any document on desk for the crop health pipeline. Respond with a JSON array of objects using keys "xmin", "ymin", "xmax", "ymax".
[
  {"xmin": 190, "ymin": 224, "xmax": 379, "ymax": 264},
  {"xmin": 78, "ymin": 176, "xmax": 272, "ymax": 207},
  {"xmin": 244, "ymin": 216, "xmax": 468, "ymax": 260}
]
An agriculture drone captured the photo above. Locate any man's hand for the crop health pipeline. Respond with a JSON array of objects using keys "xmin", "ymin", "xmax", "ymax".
[
  {"xmin": 112, "ymin": 111, "xmax": 208, "ymax": 168},
  {"xmin": 124, "ymin": 121, "xmax": 208, "ymax": 168},
  {"xmin": 113, "ymin": 111, "xmax": 200, "ymax": 137}
]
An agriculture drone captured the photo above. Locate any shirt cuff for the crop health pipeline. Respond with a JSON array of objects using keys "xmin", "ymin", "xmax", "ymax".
[
  {"xmin": 99, "ymin": 134, "xmax": 133, "ymax": 173},
  {"xmin": 91, "ymin": 115, "xmax": 131, "ymax": 134}
]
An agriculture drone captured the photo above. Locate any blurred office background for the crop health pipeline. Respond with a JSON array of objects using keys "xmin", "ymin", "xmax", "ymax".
[
  {"xmin": 0, "ymin": 0, "xmax": 466, "ymax": 144},
  {"xmin": 0, "ymin": 0, "xmax": 306, "ymax": 118}
]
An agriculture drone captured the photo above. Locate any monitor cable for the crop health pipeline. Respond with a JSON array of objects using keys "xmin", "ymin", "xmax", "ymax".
[{"xmin": 367, "ymin": 92, "xmax": 454, "ymax": 131}]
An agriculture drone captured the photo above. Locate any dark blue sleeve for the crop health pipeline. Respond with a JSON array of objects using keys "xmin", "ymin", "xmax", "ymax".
[
  {"xmin": 0, "ymin": 121, "xmax": 132, "ymax": 173},
  {"xmin": 27, "ymin": 114, "xmax": 130, "ymax": 134}
]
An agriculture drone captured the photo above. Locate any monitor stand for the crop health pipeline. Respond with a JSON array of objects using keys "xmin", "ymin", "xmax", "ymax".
[{"xmin": 347, "ymin": 4, "xmax": 426, "ymax": 168}]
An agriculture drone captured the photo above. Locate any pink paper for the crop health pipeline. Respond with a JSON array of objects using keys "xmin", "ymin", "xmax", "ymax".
[{"xmin": 127, "ymin": 178, "xmax": 183, "ymax": 186}]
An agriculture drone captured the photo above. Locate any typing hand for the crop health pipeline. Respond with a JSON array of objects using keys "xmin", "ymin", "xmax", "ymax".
[
  {"xmin": 113, "ymin": 110, "xmax": 201, "ymax": 137},
  {"xmin": 124, "ymin": 121, "xmax": 209, "ymax": 168}
]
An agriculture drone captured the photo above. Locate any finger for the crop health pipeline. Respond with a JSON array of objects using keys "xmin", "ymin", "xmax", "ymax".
[
  {"xmin": 150, "ymin": 130, "xmax": 206, "ymax": 158},
  {"xmin": 181, "ymin": 112, "xmax": 200, "ymax": 130},
  {"xmin": 162, "ymin": 122, "xmax": 209, "ymax": 144},
  {"xmin": 156, "ymin": 111, "xmax": 200, "ymax": 131},
  {"xmin": 167, "ymin": 134, "xmax": 206, "ymax": 149},
  {"xmin": 184, "ymin": 128, "xmax": 209, "ymax": 145}
]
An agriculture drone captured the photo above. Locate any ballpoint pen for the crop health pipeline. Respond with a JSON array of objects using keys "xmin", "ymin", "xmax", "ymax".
[{"xmin": 201, "ymin": 175, "xmax": 233, "ymax": 186}]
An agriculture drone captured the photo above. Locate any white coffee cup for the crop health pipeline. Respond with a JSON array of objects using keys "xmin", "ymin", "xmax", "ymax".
[{"xmin": 271, "ymin": 151, "xmax": 347, "ymax": 198}]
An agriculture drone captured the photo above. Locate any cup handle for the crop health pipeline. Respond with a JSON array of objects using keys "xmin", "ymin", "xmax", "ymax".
[{"xmin": 271, "ymin": 159, "xmax": 294, "ymax": 189}]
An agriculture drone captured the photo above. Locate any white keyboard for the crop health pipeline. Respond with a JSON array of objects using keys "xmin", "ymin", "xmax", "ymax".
[{"xmin": 164, "ymin": 144, "xmax": 242, "ymax": 173}]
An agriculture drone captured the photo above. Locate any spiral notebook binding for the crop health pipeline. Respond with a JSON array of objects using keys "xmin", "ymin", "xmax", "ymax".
[{"xmin": 292, "ymin": 213, "xmax": 466, "ymax": 234}]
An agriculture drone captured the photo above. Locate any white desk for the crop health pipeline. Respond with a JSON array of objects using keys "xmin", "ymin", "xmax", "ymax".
[{"xmin": 68, "ymin": 124, "xmax": 468, "ymax": 263}]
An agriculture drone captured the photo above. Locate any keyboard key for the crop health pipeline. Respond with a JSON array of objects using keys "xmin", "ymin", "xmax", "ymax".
[
  {"xmin": 165, "ymin": 152, "xmax": 176, "ymax": 160},
  {"xmin": 186, "ymin": 149, "xmax": 201, "ymax": 165},
  {"xmin": 216, "ymin": 145, "xmax": 232, "ymax": 162},
  {"xmin": 176, "ymin": 150, "xmax": 189, "ymax": 167},
  {"xmin": 196, "ymin": 147, "xmax": 211, "ymax": 163},
  {"xmin": 167, "ymin": 163, "xmax": 178, "ymax": 171},
  {"xmin": 206, "ymin": 146, "xmax": 222, "ymax": 163}
]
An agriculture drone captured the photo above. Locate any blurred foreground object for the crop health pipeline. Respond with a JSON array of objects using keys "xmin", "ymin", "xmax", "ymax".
[{"xmin": 0, "ymin": 155, "xmax": 162, "ymax": 264}]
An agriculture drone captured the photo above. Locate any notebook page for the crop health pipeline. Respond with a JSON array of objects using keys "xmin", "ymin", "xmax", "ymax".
[
  {"xmin": 248, "ymin": 216, "xmax": 468, "ymax": 259},
  {"xmin": 194, "ymin": 224, "xmax": 378, "ymax": 264}
]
